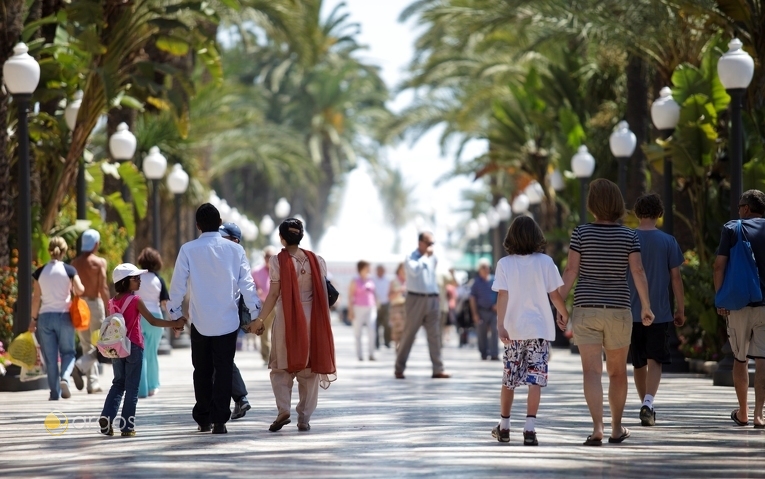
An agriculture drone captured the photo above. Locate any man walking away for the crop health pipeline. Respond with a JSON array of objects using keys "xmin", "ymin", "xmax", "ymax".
[
  {"xmin": 168, "ymin": 204, "xmax": 263, "ymax": 434},
  {"xmin": 715, "ymin": 190, "xmax": 765, "ymax": 429},
  {"xmin": 470, "ymin": 259, "xmax": 499, "ymax": 360},
  {"xmin": 394, "ymin": 232, "xmax": 450, "ymax": 379},
  {"xmin": 70, "ymin": 229, "xmax": 110, "ymax": 393},
  {"xmin": 372, "ymin": 265, "xmax": 392, "ymax": 349},
  {"xmin": 628, "ymin": 194, "xmax": 685, "ymax": 426}
]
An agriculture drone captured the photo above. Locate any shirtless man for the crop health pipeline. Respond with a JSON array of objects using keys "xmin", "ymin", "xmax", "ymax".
[{"xmin": 70, "ymin": 229, "xmax": 110, "ymax": 393}]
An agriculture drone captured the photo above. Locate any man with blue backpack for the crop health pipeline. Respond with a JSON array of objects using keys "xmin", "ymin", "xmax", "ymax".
[{"xmin": 715, "ymin": 189, "xmax": 765, "ymax": 429}]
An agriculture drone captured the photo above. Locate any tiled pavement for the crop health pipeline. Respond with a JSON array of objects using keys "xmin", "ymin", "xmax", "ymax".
[{"xmin": 1, "ymin": 322, "xmax": 764, "ymax": 478}]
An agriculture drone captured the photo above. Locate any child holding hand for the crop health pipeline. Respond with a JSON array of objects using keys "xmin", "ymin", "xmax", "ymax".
[
  {"xmin": 491, "ymin": 217, "xmax": 568, "ymax": 446},
  {"xmin": 99, "ymin": 263, "xmax": 186, "ymax": 437}
]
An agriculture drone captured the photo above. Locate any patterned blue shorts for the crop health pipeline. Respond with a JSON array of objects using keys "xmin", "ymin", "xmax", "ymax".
[{"xmin": 502, "ymin": 339, "xmax": 550, "ymax": 389}]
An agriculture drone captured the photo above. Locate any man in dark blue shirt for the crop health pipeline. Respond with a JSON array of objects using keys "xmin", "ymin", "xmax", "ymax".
[
  {"xmin": 470, "ymin": 259, "xmax": 499, "ymax": 360},
  {"xmin": 715, "ymin": 190, "xmax": 765, "ymax": 428}
]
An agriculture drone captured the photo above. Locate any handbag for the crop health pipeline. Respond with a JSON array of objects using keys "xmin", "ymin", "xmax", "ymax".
[
  {"xmin": 326, "ymin": 278, "xmax": 339, "ymax": 307},
  {"xmin": 238, "ymin": 295, "xmax": 252, "ymax": 331},
  {"xmin": 70, "ymin": 294, "xmax": 91, "ymax": 331},
  {"xmin": 715, "ymin": 220, "xmax": 763, "ymax": 310}
]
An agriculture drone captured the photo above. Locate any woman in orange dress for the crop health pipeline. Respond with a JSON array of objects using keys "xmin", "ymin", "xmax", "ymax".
[{"xmin": 249, "ymin": 218, "xmax": 336, "ymax": 432}]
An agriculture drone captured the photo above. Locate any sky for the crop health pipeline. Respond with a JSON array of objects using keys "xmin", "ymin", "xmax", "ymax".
[{"xmin": 316, "ymin": 0, "xmax": 486, "ymax": 263}]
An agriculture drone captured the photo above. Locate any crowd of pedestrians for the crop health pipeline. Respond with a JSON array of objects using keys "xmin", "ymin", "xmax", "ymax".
[{"xmin": 20, "ymin": 182, "xmax": 765, "ymax": 444}]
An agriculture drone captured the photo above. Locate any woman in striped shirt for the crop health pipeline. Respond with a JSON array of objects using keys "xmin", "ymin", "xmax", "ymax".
[{"xmin": 559, "ymin": 178, "xmax": 654, "ymax": 446}]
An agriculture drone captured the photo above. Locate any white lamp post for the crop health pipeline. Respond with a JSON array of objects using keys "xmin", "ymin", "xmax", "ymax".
[
  {"xmin": 512, "ymin": 193, "xmax": 530, "ymax": 215},
  {"xmin": 496, "ymin": 198, "xmax": 512, "ymax": 221},
  {"xmin": 109, "ymin": 122, "xmax": 137, "ymax": 161},
  {"xmin": 609, "ymin": 121, "xmax": 637, "ymax": 199},
  {"xmin": 550, "ymin": 169, "xmax": 565, "ymax": 192},
  {"xmin": 524, "ymin": 181, "xmax": 545, "ymax": 206},
  {"xmin": 142, "ymin": 146, "xmax": 168, "ymax": 251},
  {"xmin": 651, "ymin": 87, "xmax": 681, "ymax": 235},
  {"xmin": 487, "ymin": 208, "xmax": 500, "ymax": 229},
  {"xmin": 260, "ymin": 214, "xmax": 275, "ymax": 236},
  {"xmin": 64, "ymin": 90, "xmax": 88, "ymax": 221},
  {"xmin": 3, "ymin": 42, "xmax": 40, "ymax": 336},
  {"xmin": 718, "ymin": 38, "xmax": 755, "ymax": 220},
  {"xmin": 275, "ymin": 197, "xmax": 291, "ymax": 219},
  {"xmin": 572, "ymin": 145, "xmax": 596, "ymax": 225},
  {"xmin": 167, "ymin": 164, "xmax": 189, "ymax": 253}
]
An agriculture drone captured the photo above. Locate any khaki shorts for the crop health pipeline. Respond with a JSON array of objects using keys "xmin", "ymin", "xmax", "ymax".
[
  {"xmin": 572, "ymin": 307, "xmax": 633, "ymax": 350},
  {"xmin": 727, "ymin": 307, "xmax": 765, "ymax": 362}
]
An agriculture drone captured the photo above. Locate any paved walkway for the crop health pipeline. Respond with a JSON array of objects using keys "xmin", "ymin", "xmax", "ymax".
[{"xmin": 1, "ymin": 322, "xmax": 764, "ymax": 478}]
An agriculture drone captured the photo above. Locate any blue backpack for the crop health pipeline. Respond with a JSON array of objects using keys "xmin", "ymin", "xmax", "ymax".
[{"xmin": 715, "ymin": 220, "xmax": 763, "ymax": 310}]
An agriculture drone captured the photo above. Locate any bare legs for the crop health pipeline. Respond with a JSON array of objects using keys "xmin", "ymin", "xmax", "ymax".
[
  {"xmin": 632, "ymin": 359, "xmax": 662, "ymax": 402},
  {"xmin": 499, "ymin": 385, "xmax": 541, "ymax": 427},
  {"xmin": 733, "ymin": 359, "xmax": 750, "ymax": 424},
  {"xmin": 579, "ymin": 344, "xmax": 630, "ymax": 440},
  {"xmin": 754, "ymin": 359, "xmax": 765, "ymax": 427}
]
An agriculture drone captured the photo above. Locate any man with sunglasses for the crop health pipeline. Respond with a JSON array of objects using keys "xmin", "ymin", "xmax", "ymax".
[
  {"xmin": 715, "ymin": 190, "xmax": 765, "ymax": 429},
  {"xmin": 394, "ymin": 231, "xmax": 450, "ymax": 379}
]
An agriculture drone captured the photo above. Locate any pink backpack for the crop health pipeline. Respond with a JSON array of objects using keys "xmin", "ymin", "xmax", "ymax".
[{"xmin": 96, "ymin": 296, "xmax": 135, "ymax": 359}]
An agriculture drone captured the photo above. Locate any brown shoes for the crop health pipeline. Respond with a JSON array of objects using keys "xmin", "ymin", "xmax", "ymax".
[
  {"xmin": 432, "ymin": 372, "xmax": 451, "ymax": 379},
  {"xmin": 394, "ymin": 372, "xmax": 405, "ymax": 379}
]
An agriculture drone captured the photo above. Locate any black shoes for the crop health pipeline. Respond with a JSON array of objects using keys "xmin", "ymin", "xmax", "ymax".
[
  {"xmin": 523, "ymin": 430, "xmax": 538, "ymax": 446},
  {"xmin": 99, "ymin": 417, "xmax": 114, "ymax": 436},
  {"xmin": 212, "ymin": 424, "xmax": 227, "ymax": 434},
  {"xmin": 197, "ymin": 424, "xmax": 212, "ymax": 433},
  {"xmin": 640, "ymin": 406, "xmax": 656, "ymax": 426},
  {"xmin": 231, "ymin": 399, "xmax": 251, "ymax": 420},
  {"xmin": 71, "ymin": 367, "xmax": 84, "ymax": 391},
  {"xmin": 492, "ymin": 424, "xmax": 510, "ymax": 443}
]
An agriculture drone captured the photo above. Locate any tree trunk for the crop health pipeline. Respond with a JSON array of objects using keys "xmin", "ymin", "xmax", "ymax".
[
  {"xmin": 625, "ymin": 53, "xmax": 649, "ymax": 207},
  {"xmin": 0, "ymin": 0, "xmax": 26, "ymax": 266}
]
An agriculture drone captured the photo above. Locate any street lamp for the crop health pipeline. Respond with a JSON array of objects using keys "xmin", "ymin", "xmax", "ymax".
[
  {"xmin": 609, "ymin": 121, "xmax": 637, "ymax": 199},
  {"xmin": 512, "ymin": 193, "xmax": 530, "ymax": 216},
  {"xmin": 109, "ymin": 122, "xmax": 137, "ymax": 161},
  {"xmin": 167, "ymin": 164, "xmax": 189, "ymax": 253},
  {"xmin": 3, "ymin": 42, "xmax": 40, "ymax": 336},
  {"xmin": 550, "ymin": 169, "xmax": 565, "ymax": 193},
  {"xmin": 496, "ymin": 198, "xmax": 511, "ymax": 222},
  {"xmin": 466, "ymin": 218, "xmax": 480, "ymax": 271},
  {"xmin": 524, "ymin": 181, "xmax": 544, "ymax": 220},
  {"xmin": 651, "ymin": 87, "xmax": 680, "ymax": 235},
  {"xmin": 142, "ymin": 146, "xmax": 168, "ymax": 252},
  {"xmin": 572, "ymin": 145, "xmax": 596, "ymax": 225},
  {"xmin": 260, "ymin": 215, "xmax": 275, "ymax": 237},
  {"xmin": 718, "ymin": 38, "xmax": 755, "ymax": 219},
  {"xmin": 64, "ymin": 91, "xmax": 86, "ymax": 220},
  {"xmin": 275, "ymin": 197, "xmax": 291, "ymax": 219}
]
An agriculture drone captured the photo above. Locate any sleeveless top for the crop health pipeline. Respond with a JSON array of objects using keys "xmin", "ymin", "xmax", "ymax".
[{"xmin": 352, "ymin": 277, "xmax": 376, "ymax": 307}]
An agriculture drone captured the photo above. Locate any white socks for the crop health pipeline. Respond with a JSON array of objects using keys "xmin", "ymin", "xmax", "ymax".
[
  {"xmin": 643, "ymin": 394, "xmax": 655, "ymax": 410},
  {"xmin": 524, "ymin": 416, "xmax": 536, "ymax": 432},
  {"xmin": 500, "ymin": 416, "xmax": 510, "ymax": 430}
]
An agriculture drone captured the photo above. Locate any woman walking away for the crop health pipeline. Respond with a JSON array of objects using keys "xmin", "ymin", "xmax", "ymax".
[
  {"xmin": 348, "ymin": 261, "xmax": 377, "ymax": 361},
  {"xmin": 99, "ymin": 264, "xmax": 186, "ymax": 436},
  {"xmin": 491, "ymin": 217, "xmax": 568, "ymax": 446},
  {"xmin": 247, "ymin": 218, "xmax": 336, "ymax": 432},
  {"xmin": 559, "ymin": 179, "xmax": 654, "ymax": 446},
  {"xmin": 29, "ymin": 237, "xmax": 85, "ymax": 400},
  {"xmin": 389, "ymin": 263, "xmax": 407, "ymax": 349},
  {"xmin": 136, "ymin": 248, "xmax": 170, "ymax": 398}
]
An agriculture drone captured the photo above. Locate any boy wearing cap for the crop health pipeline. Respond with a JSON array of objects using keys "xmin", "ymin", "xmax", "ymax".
[
  {"xmin": 219, "ymin": 222, "xmax": 252, "ymax": 420},
  {"xmin": 71, "ymin": 229, "xmax": 110, "ymax": 393}
]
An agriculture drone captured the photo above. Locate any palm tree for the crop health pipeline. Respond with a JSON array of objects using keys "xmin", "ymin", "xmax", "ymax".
[{"xmin": 373, "ymin": 165, "xmax": 416, "ymax": 253}]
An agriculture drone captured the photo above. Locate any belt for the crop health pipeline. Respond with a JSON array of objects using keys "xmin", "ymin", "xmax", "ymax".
[
  {"xmin": 577, "ymin": 304, "xmax": 624, "ymax": 310},
  {"xmin": 407, "ymin": 292, "xmax": 439, "ymax": 297}
]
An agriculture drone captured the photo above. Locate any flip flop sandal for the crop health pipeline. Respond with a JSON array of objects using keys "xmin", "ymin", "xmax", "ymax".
[
  {"xmin": 269, "ymin": 417, "xmax": 291, "ymax": 432},
  {"xmin": 608, "ymin": 428, "xmax": 631, "ymax": 444},
  {"xmin": 583, "ymin": 435, "xmax": 602, "ymax": 446},
  {"xmin": 731, "ymin": 410, "xmax": 749, "ymax": 427}
]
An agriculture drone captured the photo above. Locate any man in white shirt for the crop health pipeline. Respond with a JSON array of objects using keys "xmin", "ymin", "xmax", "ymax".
[
  {"xmin": 372, "ymin": 265, "xmax": 392, "ymax": 349},
  {"xmin": 168, "ymin": 204, "xmax": 263, "ymax": 434}
]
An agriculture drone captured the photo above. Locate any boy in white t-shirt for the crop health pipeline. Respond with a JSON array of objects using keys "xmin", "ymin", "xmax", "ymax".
[{"xmin": 491, "ymin": 216, "xmax": 569, "ymax": 446}]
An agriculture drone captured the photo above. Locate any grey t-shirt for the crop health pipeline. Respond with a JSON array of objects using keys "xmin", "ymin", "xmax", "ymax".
[
  {"xmin": 628, "ymin": 229, "xmax": 684, "ymax": 323},
  {"xmin": 716, "ymin": 218, "xmax": 765, "ymax": 307}
]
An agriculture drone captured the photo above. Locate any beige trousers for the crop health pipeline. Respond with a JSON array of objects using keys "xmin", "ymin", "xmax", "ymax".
[
  {"xmin": 260, "ymin": 310, "xmax": 276, "ymax": 362},
  {"xmin": 76, "ymin": 298, "xmax": 105, "ymax": 388},
  {"xmin": 270, "ymin": 368, "xmax": 319, "ymax": 424}
]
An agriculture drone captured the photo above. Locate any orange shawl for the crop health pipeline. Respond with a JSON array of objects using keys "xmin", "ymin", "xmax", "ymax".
[{"xmin": 278, "ymin": 249, "xmax": 336, "ymax": 381}]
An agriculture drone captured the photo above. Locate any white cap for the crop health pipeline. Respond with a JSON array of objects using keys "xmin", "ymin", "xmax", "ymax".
[
  {"xmin": 112, "ymin": 263, "xmax": 148, "ymax": 284},
  {"xmin": 477, "ymin": 258, "xmax": 491, "ymax": 269}
]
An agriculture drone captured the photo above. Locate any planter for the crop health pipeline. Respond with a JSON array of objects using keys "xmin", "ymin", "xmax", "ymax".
[{"xmin": 0, "ymin": 365, "xmax": 47, "ymax": 392}]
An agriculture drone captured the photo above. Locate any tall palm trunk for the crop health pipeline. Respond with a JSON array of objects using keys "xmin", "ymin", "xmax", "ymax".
[{"xmin": 0, "ymin": 0, "xmax": 26, "ymax": 267}]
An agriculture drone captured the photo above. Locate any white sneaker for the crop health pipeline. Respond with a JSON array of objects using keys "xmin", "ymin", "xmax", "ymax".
[{"xmin": 60, "ymin": 380, "xmax": 71, "ymax": 399}]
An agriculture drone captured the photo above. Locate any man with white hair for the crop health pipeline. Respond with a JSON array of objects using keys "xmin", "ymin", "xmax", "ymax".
[
  {"xmin": 470, "ymin": 258, "xmax": 499, "ymax": 360},
  {"xmin": 252, "ymin": 245, "xmax": 279, "ymax": 364}
]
